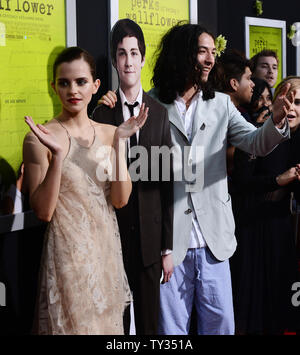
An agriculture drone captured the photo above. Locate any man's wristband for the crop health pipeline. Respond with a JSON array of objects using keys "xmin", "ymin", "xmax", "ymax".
[{"xmin": 161, "ymin": 249, "xmax": 172, "ymax": 256}]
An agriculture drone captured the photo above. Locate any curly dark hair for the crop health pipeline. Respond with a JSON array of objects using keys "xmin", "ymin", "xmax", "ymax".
[{"xmin": 151, "ymin": 23, "xmax": 216, "ymax": 104}]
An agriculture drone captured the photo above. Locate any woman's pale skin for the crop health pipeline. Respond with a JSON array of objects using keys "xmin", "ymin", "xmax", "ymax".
[{"xmin": 23, "ymin": 57, "xmax": 148, "ymax": 223}]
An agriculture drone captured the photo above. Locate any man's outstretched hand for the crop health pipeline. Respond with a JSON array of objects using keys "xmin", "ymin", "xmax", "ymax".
[{"xmin": 273, "ymin": 83, "xmax": 294, "ymax": 128}]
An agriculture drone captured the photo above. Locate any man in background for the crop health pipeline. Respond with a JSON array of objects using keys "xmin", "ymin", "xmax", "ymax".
[{"xmin": 250, "ymin": 49, "xmax": 279, "ymax": 91}]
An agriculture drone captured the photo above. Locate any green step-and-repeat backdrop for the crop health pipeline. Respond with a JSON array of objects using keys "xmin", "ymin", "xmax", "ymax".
[
  {"xmin": 0, "ymin": 0, "xmax": 66, "ymax": 201},
  {"xmin": 118, "ymin": 0, "xmax": 191, "ymax": 92}
]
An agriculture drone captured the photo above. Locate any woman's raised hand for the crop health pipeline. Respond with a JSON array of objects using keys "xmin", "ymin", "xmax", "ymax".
[
  {"xmin": 276, "ymin": 165, "xmax": 300, "ymax": 186},
  {"xmin": 25, "ymin": 116, "xmax": 62, "ymax": 156},
  {"xmin": 114, "ymin": 103, "xmax": 149, "ymax": 140}
]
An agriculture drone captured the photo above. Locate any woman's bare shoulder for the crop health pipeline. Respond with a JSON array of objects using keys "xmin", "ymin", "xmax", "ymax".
[
  {"xmin": 23, "ymin": 118, "xmax": 66, "ymax": 157},
  {"xmin": 23, "ymin": 118, "xmax": 58, "ymax": 143},
  {"xmin": 44, "ymin": 118, "xmax": 62, "ymax": 132},
  {"xmin": 92, "ymin": 121, "xmax": 116, "ymax": 146}
]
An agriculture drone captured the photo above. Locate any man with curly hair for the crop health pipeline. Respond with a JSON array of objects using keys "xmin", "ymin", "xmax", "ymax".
[
  {"xmin": 99, "ymin": 23, "xmax": 292, "ymax": 335},
  {"xmin": 149, "ymin": 23, "xmax": 291, "ymax": 335}
]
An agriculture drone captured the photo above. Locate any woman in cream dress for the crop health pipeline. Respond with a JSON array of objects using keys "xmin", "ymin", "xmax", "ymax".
[{"xmin": 23, "ymin": 47, "xmax": 148, "ymax": 335}]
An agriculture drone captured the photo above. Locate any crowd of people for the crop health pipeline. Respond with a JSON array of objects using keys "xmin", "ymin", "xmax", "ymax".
[{"xmin": 1, "ymin": 19, "xmax": 300, "ymax": 335}]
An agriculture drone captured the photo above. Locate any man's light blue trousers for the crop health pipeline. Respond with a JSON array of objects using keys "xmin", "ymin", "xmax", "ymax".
[{"xmin": 158, "ymin": 248, "xmax": 235, "ymax": 335}]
